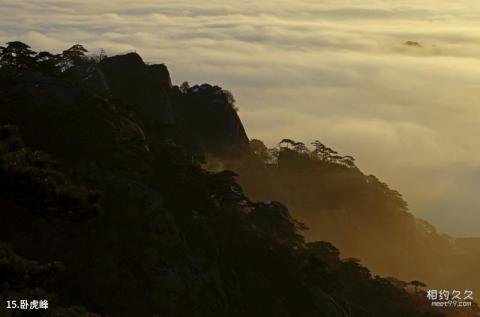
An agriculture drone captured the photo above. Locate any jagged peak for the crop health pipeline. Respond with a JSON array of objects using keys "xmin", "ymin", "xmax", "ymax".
[{"xmin": 100, "ymin": 51, "xmax": 145, "ymax": 67}]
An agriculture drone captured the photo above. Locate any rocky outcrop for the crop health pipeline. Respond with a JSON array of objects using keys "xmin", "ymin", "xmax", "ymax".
[
  {"xmin": 170, "ymin": 83, "xmax": 251, "ymax": 158},
  {"xmin": 99, "ymin": 53, "xmax": 174, "ymax": 126},
  {"xmin": 80, "ymin": 52, "xmax": 252, "ymax": 159}
]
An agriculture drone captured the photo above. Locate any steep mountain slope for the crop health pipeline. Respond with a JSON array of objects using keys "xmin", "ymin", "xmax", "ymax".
[
  {"xmin": 168, "ymin": 83, "xmax": 251, "ymax": 159},
  {"xmin": 216, "ymin": 138, "xmax": 480, "ymax": 304},
  {"xmin": 0, "ymin": 42, "xmax": 476, "ymax": 317}
]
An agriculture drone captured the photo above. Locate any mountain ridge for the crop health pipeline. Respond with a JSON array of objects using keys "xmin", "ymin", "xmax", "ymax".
[{"xmin": 0, "ymin": 41, "xmax": 477, "ymax": 317}]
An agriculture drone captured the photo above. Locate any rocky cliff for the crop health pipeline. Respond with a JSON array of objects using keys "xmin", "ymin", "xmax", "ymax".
[{"xmin": 0, "ymin": 42, "xmax": 474, "ymax": 317}]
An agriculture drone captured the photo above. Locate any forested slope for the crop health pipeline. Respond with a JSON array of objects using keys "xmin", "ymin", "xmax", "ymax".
[{"xmin": 0, "ymin": 41, "xmax": 476, "ymax": 317}]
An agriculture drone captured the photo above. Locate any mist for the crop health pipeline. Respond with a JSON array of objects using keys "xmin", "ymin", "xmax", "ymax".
[{"xmin": 2, "ymin": 0, "xmax": 480, "ymax": 236}]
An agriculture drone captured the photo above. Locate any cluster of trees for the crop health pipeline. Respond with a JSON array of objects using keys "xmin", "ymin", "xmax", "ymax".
[
  {"xmin": 280, "ymin": 139, "xmax": 356, "ymax": 167},
  {"xmin": 246, "ymin": 138, "xmax": 409, "ymax": 219},
  {"xmin": 249, "ymin": 138, "xmax": 356, "ymax": 168},
  {"xmin": 179, "ymin": 81, "xmax": 238, "ymax": 111},
  {"xmin": 0, "ymin": 41, "xmax": 90, "ymax": 74},
  {"xmin": 0, "ymin": 125, "xmax": 103, "ymax": 316},
  {"xmin": 0, "ymin": 125, "xmax": 101, "ymax": 222}
]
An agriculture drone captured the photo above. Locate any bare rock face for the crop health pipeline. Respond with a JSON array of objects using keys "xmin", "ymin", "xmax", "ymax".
[
  {"xmin": 98, "ymin": 53, "xmax": 251, "ymax": 159},
  {"xmin": 99, "ymin": 53, "xmax": 175, "ymax": 126},
  {"xmin": 170, "ymin": 83, "xmax": 251, "ymax": 159},
  {"xmin": 148, "ymin": 63, "xmax": 173, "ymax": 88}
]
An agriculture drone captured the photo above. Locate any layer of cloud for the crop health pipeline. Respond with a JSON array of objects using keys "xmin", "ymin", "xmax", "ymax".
[{"xmin": 1, "ymin": 0, "xmax": 480, "ymax": 236}]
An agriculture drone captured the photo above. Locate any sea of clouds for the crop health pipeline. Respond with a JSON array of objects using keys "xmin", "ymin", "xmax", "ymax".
[{"xmin": 2, "ymin": 0, "xmax": 480, "ymax": 236}]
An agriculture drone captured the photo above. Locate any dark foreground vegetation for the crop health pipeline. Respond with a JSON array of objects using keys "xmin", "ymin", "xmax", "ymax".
[{"xmin": 0, "ymin": 41, "xmax": 478, "ymax": 317}]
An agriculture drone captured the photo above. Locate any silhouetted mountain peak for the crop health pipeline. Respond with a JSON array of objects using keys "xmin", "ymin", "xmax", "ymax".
[
  {"xmin": 148, "ymin": 63, "xmax": 172, "ymax": 88},
  {"xmin": 99, "ymin": 52, "xmax": 174, "ymax": 126},
  {"xmin": 1, "ymin": 42, "xmax": 477, "ymax": 317},
  {"xmin": 170, "ymin": 82, "xmax": 251, "ymax": 158},
  {"xmin": 101, "ymin": 51, "xmax": 144, "ymax": 68}
]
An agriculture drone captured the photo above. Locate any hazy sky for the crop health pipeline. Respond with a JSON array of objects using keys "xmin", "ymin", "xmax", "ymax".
[{"xmin": 2, "ymin": 0, "xmax": 480, "ymax": 236}]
